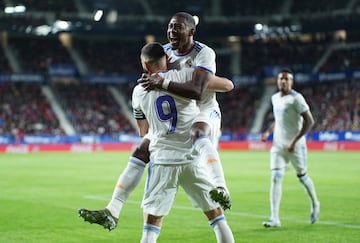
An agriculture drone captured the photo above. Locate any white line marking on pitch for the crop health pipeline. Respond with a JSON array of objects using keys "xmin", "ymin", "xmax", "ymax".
[{"xmin": 84, "ymin": 194, "xmax": 360, "ymax": 229}]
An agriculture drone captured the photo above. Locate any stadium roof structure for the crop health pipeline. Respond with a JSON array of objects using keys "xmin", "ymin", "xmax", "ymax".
[{"xmin": 0, "ymin": 0, "xmax": 359, "ymax": 37}]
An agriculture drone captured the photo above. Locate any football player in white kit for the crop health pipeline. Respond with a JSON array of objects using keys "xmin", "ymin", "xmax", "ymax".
[
  {"xmin": 139, "ymin": 12, "xmax": 232, "ymax": 211},
  {"xmin": 78, "ymin": 22, "xmax": 234, "ymax": 232},
  {"xmin": 261, "ymin": 69, "xmax": 320, "ymax": 227},
  {"xmin": 134, "ymin": 42, "xmax": 234, "ymax": 243}
]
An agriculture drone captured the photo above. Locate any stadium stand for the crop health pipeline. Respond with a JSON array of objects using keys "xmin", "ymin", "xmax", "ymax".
[
  {"xmin": 52, "ymin": 82, "xmax": 135, "ymax": 135},
  {"xmin": 9, "ymin": 35, "xmax": 74, "ymax": 73},
  {"xmin": 0, "ymin": 82, "xmax": 64, "ymax": 136},
  {"xmin": 0, "ymin": 0, "xmax": 359, "ymax": 142},
  {"xmin": 72, "ymin": 37, "xmax": 144, "ymax": 75}
]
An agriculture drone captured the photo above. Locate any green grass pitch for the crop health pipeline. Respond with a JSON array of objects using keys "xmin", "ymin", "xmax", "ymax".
[{"xmin": 1, "ymin": 151, "xmax": 359, "ymax": 242}]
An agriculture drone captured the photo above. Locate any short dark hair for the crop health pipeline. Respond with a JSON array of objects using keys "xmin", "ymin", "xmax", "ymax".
[
  {"xmin": 141, "ymin": 42, "xmax": 165, "ymax": 63},
  {"xmin": 279, "ymin": 68, "xmax": 293, "ymax": 75},
  {"xmin": 173, "ymin": 12, "xmax": 196, "ymax": 29}
]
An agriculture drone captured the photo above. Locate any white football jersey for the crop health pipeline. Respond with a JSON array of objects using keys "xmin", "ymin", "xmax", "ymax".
[
  {"xmin": 271, "ymin": 90, "xmax": 310, "ymax": 147},
  {"xmin": 132, "ymin": 69, "xmax": 200, "ymax": 165},
  {"xmin": 163, "ymin": 41, "xmax": 220, "ymax": 111},
  {"xmin": 159, "ymin": 67, "xmax": 194, "ymax": 84}
]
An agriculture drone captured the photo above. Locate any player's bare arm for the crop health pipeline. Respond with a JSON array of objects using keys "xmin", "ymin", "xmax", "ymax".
[
  {"xmin": 138, "ymin": 68, "xmax": 210, "ymax": 100},
  {"xmin": 207, "ymin": 75, "xmax": 234, "ymax": 92},
  {"xmin": 136, "ymin": 118, "xmax": 149, "ymax": 138},
  {"xmin": 288, "ymin": 110, "xmax": 315, "ymax": 152},
  {"xmin": 261, "ymin": 122, "xmax": 274, "ymax": 142},
  {"xmin": 138, "ymin": 68, "xmax": 233, "ymax": 96}
]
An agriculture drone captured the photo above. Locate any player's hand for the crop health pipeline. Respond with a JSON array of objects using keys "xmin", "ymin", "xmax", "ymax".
[
  {"xmin": 260, "ymin": 132, "xmax": 269, "ymax": 142},
  {"xmin": 287, "ymin": 141, "xmax": 296, "ymax": 152},
  {"xmin": 137, "ymin": 73, "xmax": 164, "ymax": 91},
  {"xmin": 137, "ymin": 73, "xmax": 151, "ymax": 90}
]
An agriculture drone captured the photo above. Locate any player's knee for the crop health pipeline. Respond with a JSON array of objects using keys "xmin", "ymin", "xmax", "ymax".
[
  {"xmin": 204, "ymin": 207, "xmax": 223, "ymax": 221},
  {"xmin": 144, "ymin": 214, "xmax": 163, "ymax": 227},
  {"xmin": 296, "ymin": 169, "xmax": 307, "ymax": 178},
  {"xmin": 133, "ymin": 139, "xmax": 150, "ymax": 163},
  {"xmin": 190, "ymin": 122, "xmax": 211, "ymax": 142},
  {"xmin": 298, "ymin": 173, "xmax": 308, "ymax": 183},
  {"xmin": 271, "ymin": 169, "xmax": 284, "ymax": 183}
]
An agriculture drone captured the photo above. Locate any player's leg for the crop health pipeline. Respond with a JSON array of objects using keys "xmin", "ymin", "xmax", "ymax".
[
  {"xmin": 141, "ymin": 164, "xmax": 178, "ymax": 242},
  {"xmin": 206, "ymin": 210, "xmax": 234, "ymax": 243},
  {"xmin": 298, "ymin": 173, "xmax": 320, "ymax": 223},
  {"xmin": 263, "ymin": 149, "xmax": 285, "ymax": 227},
  {"xmin": 78, "ymin": 138, "xmax": 150, "ymax": 230},
  {"xmin": 291, "ymin": 145, "xmax": 320, "ymax": 224},
  {"xmin": 191, "ymin": 116, "xmax": 231, "ymax": 210},
  {"xmin": 181, "ymin": 162, "xmax": 234, "ymax": 242},
  {"xmin": 192, "ymin": 122, "xmax": 226, "ymax": 187},
  {"xmin": 140, "ymin": 214, "xmax": 162, "ymax": 243},
  {"xmin": 106, "ymin": 139, "xmax": 150, "ymax": 217}
]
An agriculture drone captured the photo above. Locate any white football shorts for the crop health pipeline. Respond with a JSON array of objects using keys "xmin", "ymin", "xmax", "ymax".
[
  {"xmin": 141, "ymin": 162, "xmax": 220, "ymax": 216},
  {"xmin": 270, "ymin": 142, "xmax": 308, "ymax": 175}
]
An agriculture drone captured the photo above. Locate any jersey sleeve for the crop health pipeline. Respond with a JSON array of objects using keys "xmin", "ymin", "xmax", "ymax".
[
  {"xmin": 132, "ymin": 85, "xmax": 146, "ymax": 120},
  {"xmin": 294, "ymin": 93, "xmax": 310, "ymax": 114},
  {"xmin": 194, "ymin": 46, "xmax": 216, "ymax": 75}
]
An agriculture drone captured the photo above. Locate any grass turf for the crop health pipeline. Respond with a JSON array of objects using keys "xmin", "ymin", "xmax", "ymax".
[{"xmin": 1, "ymin": 151, "xmax": 359, "ymax": 242}]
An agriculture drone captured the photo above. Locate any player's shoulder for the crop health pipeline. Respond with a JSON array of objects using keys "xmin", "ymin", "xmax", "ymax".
[
  {"xmin": 163, "ymin": 43, "xmax": 172, "ymax": 53},
  {"xmin": 272, "ymin": 92, "xmax": 281, "ymax": 99},
  {"xmin": 133, "ymin": 83, "xmax": 143, "ymax": 92},
  {"xmin": 194, "ymin": 41, "xmax": 214, "ymax": 53},
  {"xmin": 132, "ymin": 84, "xmax": 146, "ymax": 96},
  {"xmin": 290, "ymin": 89, "xmax": 306, "ymax": 100},
  {"xmin": 290, "ymin": 89, "xmax": 300, "ymax": 96},
  {"xmin": 194, "ymin": 40, "xmax": 212, "ymax": 49}
]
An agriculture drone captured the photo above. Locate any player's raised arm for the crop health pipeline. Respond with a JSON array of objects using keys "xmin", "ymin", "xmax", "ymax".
[
  {"xmin": 138, "ymin": 68, "xmax": 210, "ymax": 100},
  {"xmin": 138, "ymin": 68, "xmax": 233, "ymax": 96},
  {"xmin": 207, "ymin": 75, "xmax": 234, "ymax": 92}
]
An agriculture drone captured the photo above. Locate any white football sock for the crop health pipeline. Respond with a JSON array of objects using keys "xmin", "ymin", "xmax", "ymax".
[
  {"xmin": 106, "ymin": 157, "xmax": 146, "ymax": 218},
  {"xmin": 270, "ymin": 169, "xmax": 284, "ymax": 222},
  {"xmin": 299, "ymin": 174, "xmax": 320, "ymax": 208},
  {"xmin": 140, "ymin": 224, "xmax": 161, "ymax": 243},
  {"xmin": 209, "ymin": 215, "xmax": 235, "ymax": 243},
  {"xmin": 193, "ymin": 136, "xmax": 227, "ymax": 190}
]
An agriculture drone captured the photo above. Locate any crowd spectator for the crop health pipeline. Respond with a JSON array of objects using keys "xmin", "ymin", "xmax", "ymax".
[
  {"xmin": 53, "ymin": 82, "xmax": 135, "ymax": 136},
  {"xmin": 0, "ymin": 82, "xmax": 64, "ymax": 136}
]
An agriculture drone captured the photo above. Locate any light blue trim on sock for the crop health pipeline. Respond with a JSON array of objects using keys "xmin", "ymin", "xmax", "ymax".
[
  {"xmin": 143, "ymin": 224, "xmax": 161, "ymax": 235},
  {"xmin": 129, "ymin": 157, "xmax": 147, "ymax": 167},
  {"xmin": 209, "ymin": 215, "xmax": 226, "ymax": 228},
  {"xmin": 299, "ymin": 174, "xmax": 309, "ymax": 183}
]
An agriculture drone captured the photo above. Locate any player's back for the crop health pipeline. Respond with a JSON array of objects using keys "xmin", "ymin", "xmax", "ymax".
[{"xmin": 132, "ymin": 84, "xmax": 200, "ymax": 165}]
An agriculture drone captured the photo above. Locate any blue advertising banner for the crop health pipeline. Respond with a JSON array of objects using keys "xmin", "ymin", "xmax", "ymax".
[
  {"xmin": 48, "ymin": 64, "xmax": 78, "ymax": 77},
  {"xmin": 1, "ymin": 131, "xmax": 359, "ymax": 144},
  {"xmin": 0, "ymin": 73, "xmax": 45, "ymax": 83}
]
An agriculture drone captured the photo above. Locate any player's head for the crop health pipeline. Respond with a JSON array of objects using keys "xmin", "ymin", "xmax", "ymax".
[
  {"xmin": 140, "ymin": 42, "xmax": 167, "ymax": 74},
  {"xmin": 167, "ymin": 12, "xmax": 196, "ymax": 53},
  {"xmin": 277, "ymin": 68, "xmax": 294, "ymax": 95}
]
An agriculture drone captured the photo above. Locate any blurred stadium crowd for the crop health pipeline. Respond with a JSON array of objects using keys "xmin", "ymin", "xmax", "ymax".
[{"xmin": 0, "ymin": 0, "xmax": 359, "ymax": 140}]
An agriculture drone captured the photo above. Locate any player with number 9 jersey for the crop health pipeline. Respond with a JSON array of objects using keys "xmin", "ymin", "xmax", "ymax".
[{"xmin": 132, "ymin": 68, "xmax": 200, "ymax": 165}]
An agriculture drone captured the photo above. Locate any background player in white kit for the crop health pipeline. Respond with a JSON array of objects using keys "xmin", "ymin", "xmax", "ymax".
[
  {"xmin": 134, "ymin": 42, "xmax": 234, "ymax": 243},
  {"xmin": 261, "ymin": 69, "xmax": 320, "ymax": 227},
  {"xmin": 139, "ymin": 12, "xmax": 232, "ymax": 210}
]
